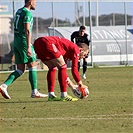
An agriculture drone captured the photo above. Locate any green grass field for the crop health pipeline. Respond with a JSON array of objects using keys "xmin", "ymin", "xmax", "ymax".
[{"xmin": 0, "ymin": 66, "xmax": 133, "ymax": 133}]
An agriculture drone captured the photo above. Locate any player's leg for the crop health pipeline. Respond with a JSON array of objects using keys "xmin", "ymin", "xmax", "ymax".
[
  {"xmin": 48, "ymin": 55, "xmax": 78, "ymax": 101},
  {"xmin": 4, "ymin": 64, "xmax": 24, "ymax": 86},
  {"xmin": 47, "ymin": 55, "xmax": 68, "ymax": 97},
  {"xmin": 0, "ymin": 47, "xmax": 25, "ymax": 99},
  {"xmin": 0, "ymin": 67, "xmax": 24, "ymax": 99},
  {"xmin": 82, "ymin": 57, "xmax": 88, "ymax": 79},
  {"xmin": 27, "ymin": 45, "xmax": 48, "ymax": 98},
  {"xmin": 58, "ymin": 64, "xmax": 68, "ymax": 98},
  {"xmin": 42, "ymin": 61, "xmax": 60, "ymax": 101},
  {"xmin": 47, "ymin": 67, "xmax": 57, "ymax": 98}
]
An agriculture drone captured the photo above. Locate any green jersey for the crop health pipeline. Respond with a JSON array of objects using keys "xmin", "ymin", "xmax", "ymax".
[
  {"xmin": 14, "ymin": 7, "xmax": 33, "ymax": 39},
  {"xmin": 13, "ymin": 7, "xmax": 36, "ymax": 64}
]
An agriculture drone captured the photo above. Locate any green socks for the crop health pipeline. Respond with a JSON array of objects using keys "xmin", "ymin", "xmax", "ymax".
[
  {"xmin": 4, "ymin": 67, "xmax": 37, "ymax": 91},
  {"xmin": 4, "ymin": 69, "xmax": 23, "ymax": 86},
  {"xmin": 29, "ymin": 67, "xmax": 37, "ymax": 90}
]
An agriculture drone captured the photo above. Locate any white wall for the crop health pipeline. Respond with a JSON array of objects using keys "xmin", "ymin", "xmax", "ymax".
[{"xmin": 0, "ymin": 14, "xmax": 12, "ymax": 34}]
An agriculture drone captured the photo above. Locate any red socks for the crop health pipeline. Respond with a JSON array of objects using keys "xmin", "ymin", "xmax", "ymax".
[
  {"xmin": 47, "ymin": 67, "xmax": 56, "ymax": 92},
  {"xmin": 47, "ymin": 64, "xmax": 68, "ymax": 93},
  {"xmin": 58, "ymin": 64, "xmax": 68, "ymax": 92}
]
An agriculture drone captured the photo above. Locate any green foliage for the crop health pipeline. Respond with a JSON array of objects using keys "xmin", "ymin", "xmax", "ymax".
[{"xmin": 0, "ymin": 66, "xmax": 132, "ymax": 133}]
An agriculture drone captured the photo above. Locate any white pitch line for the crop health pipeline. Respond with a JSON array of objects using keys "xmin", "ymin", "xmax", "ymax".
[
  {"xmin": 86, "ymin": 114, "xmax": 133, "ymax": 117},
  {"xmin": 0, "ymin": 118, "xmax": 132, "ymax": 120},
  {"xmin": 1, "ymin": 114, "xmax": 133, "ymax": 121},
  {"xmin": 0, "ymin": 114, "xmax": 133, "ymax": 121}
]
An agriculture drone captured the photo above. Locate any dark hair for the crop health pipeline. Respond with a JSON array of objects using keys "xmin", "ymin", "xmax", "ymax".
[
  {"xmin": 25, "ymin": 0, "xmax": 30, "ymax": 3},
  {"xmin": 79, "ymin": 26, "xmax": 86, "ymax": 30}
]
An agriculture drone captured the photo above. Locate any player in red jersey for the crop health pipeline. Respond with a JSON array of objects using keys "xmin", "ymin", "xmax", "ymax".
[{"xmin": 33, "ymin": 36, "xmax": 89, "ymax": 101}]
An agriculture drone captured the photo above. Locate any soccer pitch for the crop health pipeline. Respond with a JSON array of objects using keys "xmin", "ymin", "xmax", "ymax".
[{"xmin": 0, "ymin": 66, "xmax": 132, "ymax": 133}]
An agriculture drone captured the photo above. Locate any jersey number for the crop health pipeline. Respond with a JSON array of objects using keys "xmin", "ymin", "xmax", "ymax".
[{"xmin": 14, "ymin": 15, "xmax": 20, "ymax": 30}]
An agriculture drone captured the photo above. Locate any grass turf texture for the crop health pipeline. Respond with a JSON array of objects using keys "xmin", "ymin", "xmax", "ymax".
[{"xmin": 0, "ymin": 66, "xmax": 132, "ymax": 133}]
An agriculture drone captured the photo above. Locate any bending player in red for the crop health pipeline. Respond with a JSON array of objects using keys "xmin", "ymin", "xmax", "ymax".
[{"xmin": 33, "ymin": 36, "xmax": 89, "ymax": 101}]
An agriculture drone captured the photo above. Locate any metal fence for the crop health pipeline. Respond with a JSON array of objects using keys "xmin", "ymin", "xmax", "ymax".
[{"xmin": 0, "ymin": 0, "xmax": 133, "ymax": 70}]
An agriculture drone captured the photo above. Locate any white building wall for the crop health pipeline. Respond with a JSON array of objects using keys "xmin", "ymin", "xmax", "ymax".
[{"xmin": 0, "ymin": 14, "xmax": 12, "ymax": 34}]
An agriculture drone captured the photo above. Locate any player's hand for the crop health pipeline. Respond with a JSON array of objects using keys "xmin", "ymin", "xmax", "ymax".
[
  {"xmin": 77, "ymin": 81, "xmax": 88, "ymax": 89},
  {"xmin": 27, "ymin": 47, "xmax": 32, "ymax": 57},
  {"xmin": 66, "ymin": 77, "xmax": 78, "ymax": 90}
]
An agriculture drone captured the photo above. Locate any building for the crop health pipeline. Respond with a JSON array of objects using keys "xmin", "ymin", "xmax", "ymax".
[
  {"xmin": 0, "ymin": 5, "xmax": 12, "ymax": 35},
  {"xmin": 0, "ymin": 5, "xmax": 12, "ymax": 56},
  {"xmin": 48, "ymin": 26, "xmax": 133, "ymax": 66}
]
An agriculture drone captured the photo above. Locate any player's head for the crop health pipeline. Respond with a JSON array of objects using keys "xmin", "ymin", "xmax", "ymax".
[
  {"xmin": 25, "ymin": 0, "xmax": 36, "ymax": 10},
  {"xmin": 78, "ymin": 43, "xmax": 89, "ymax": 59},
  {"xmin": 79, "ymin": 26, "xmax": 86, "ymax": 36}
]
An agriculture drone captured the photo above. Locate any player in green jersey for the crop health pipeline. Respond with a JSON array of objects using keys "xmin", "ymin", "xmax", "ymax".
[{"xmin": 0, "ymin": 0, "xmax": 48, "ymax": 99}]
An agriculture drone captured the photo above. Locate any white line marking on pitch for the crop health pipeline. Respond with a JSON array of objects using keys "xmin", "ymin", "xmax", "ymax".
[
  {"xmin": 1, "ymin": 114, "xmax": 133, "ymax": 120},
  {"xmin": 0, "ymin": 118, "xmax": 132, "ymax": 120}
]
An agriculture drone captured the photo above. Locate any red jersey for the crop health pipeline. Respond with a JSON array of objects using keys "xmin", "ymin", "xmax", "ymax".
[{"xmin": 34, "ymin": 36, "xmax": 80, "ymax": 82}]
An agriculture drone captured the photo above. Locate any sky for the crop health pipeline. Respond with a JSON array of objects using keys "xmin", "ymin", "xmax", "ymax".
[{"xmin": 0, "ymin": 1, "xmax": 133, "ymax": 23}]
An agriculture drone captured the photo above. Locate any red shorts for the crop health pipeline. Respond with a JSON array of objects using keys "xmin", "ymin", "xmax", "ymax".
[{"xmin": 34, "ymin": 37, "xmax": 61, "ymax": 61}]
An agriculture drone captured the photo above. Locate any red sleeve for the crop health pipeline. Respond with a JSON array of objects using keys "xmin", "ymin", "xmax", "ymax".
[{"xmin": 71, "ymin": 55, "xmax": 80, "ymax": 83}]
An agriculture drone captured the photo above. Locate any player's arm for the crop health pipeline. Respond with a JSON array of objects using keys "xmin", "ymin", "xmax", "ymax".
[
  {"xmin": 71, "ymin": 56, "xmax": 80, "ymax": 83},
  {"xmin": 71, "ymin": 56, "xmax": 88, "ymax": 88},
  {"xmin": 86, "ymin": 34, "xmax": 91, "ymax": 46},
  {"xmin": 24, "ymin": 22, "xmax": 32, "ymax": 56},
  {"xmin": 66, "ymin": 57, "xmax": 79, "ymax": 91},
  {"xmin": 70, "ymin": 32, "xmax": 75, "ymax": 43},
  {"xmin": 66, "ymin": 57, "xmax": 87, "ymax": 94}
]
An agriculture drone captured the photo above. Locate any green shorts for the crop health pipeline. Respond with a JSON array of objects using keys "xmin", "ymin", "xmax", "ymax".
[{"xmin": 14, "ymin": 36, "xmax": 36, "ymax": 64}]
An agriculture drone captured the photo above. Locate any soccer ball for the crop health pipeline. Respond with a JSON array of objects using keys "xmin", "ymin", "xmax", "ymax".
[{"xmin": 73, "ymin": 86, "xmax": 89, "ymax": 99}]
